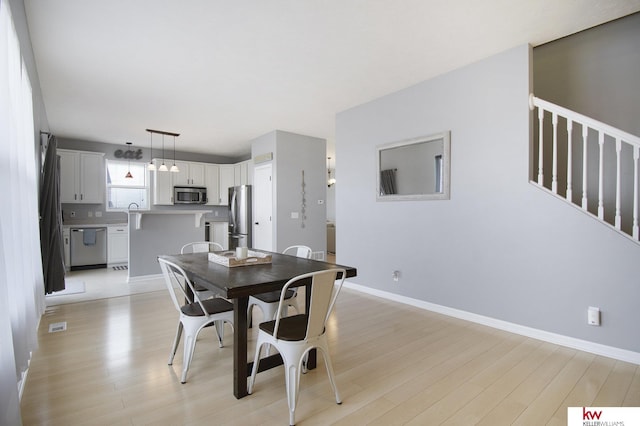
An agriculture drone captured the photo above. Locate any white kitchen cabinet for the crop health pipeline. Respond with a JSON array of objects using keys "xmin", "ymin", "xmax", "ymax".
[
  {"xmin": 152, "ymin": 159, "xmax": 249, "ymax": 206},
  {"xmin": 62, "ymin": 227, "xmax": 70, "ymax": 271},
  {"xmin": 204, "ymin": 164, "xmax": 220, "ymax": 205},
  {"xmin": 152, "ymin": 159, "xmax": 173, "ymax": 205},
  {"xmin": 173, "ymin": 161, "xmax": 205, "ymax": 187},
  {"xmin": 233, "ymin": 160, "xmax": 253, "ymax": 186},
  {"xmin": 153, "ymin": 159, "xmax": 209, "ymax": 205},
  {"xmin": 107, "ymin": 225, "xmax": 128, "ymax": 264},
  {"xmin": 212, "ymin": 222, "xmax": 228, "ymax": 250},
  {"xmin": 218, "ymin": 165, "xmax": 235, "ymax": 205},
  {"xmin": 59, "ymin": 149, "xmax": 105, "ymax": 204}
]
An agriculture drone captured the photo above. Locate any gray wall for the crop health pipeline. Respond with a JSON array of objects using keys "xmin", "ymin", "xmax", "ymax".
[
  {"xmin": 533, "ymin": 12, "xmax": 640, "ymax": 137},
  {"xmin": 336, "ymin": 44, "xmax": 640, "ymax": 353},
  {"xmin": 128, "ymin": 213, "xmax": 205, "ymax": 277},
  {"xmin": 532, "ymin": 13, "xmax": 640, "ymax": 235},
  {"xmin": 252, "ymin": 130, "xmax": 327, "ymax": 254}
]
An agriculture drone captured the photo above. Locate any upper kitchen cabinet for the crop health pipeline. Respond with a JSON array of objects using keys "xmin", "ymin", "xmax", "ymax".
[
  {"xmin": 152, "ymin": 159, "xmax": 251, "ymax": 206},
  {"xmin": 172, "ymin": 161, "xmax": 205, "ymax": 187},
  {"xmin": 218, "ymin": 164, "xmax": 235, "ymax": 205},
  {"xmin": 152, "ymin": 158, "xmax": 173, "ymax": 205},
  {"xmin": 234, "ymin": 159, "xmax": 253, "ymax": 186},
  {"xmin": 204, "ymin": 164, "xmax": 220, "ymax": 205},
  {"xmin": 58, "ymin": 149, "xmax": 105, "ymax": 204}
]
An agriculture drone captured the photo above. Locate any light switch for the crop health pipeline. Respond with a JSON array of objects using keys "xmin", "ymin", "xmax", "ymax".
[
  {"xmin": 291, "ymin": 212, "xmax": 299, "ymax": 219},
  {"xmin": 588, "ymin": 306, "xmax": 600, "ymax": 326}
]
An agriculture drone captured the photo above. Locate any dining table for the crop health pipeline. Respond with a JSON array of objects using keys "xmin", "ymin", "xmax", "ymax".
[{"xmin": 157, "ymin": 250, "xmax": 357, "ymax": 399}]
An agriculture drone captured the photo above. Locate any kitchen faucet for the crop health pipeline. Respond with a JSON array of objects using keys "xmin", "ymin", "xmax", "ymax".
[{"xmin": 128, "ymin": 202, "xmax": 139, "ymax": 210}]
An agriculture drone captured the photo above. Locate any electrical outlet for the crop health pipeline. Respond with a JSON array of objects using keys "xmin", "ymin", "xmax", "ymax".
[
  {"xmin": 392, "ymin": 270, "xmax": 400, "ymax": 282},
  {"xmin": 88, "ymin": 211, "xmax": 93, "ymax": 217},
  {"xmin": 95, "ymin": 211, "xmax": 102, "ymax": 217},
  {"xmin": 70, "ymin": 211, "xmax": 76, "ymax": 218}
]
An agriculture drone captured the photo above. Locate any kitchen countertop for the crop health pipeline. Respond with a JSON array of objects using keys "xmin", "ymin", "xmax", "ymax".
[{"xmin": 63, "ymin": 223, "xmax": 128, "ymax": 228}]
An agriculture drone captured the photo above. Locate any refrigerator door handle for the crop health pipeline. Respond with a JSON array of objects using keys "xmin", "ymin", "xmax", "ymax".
[{"xmin": 230, "ymin": 189, "xmax": 237, "ymax": 229}]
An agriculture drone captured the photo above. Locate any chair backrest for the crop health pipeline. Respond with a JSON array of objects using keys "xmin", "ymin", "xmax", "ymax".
[
  {"xmin": 158, "ymin": 257, "xmax": 210, "ymax": 315},
  {"xmin": 282, "ymin": 245, "xmax": 313, "ymax": 259},
  {"xmin": 273, "ymin": 269, "xmax": 346, "ymax": 341},
  {"xmin": 181, "ymin": 241, "xmax": 224, "ymax": 254}
]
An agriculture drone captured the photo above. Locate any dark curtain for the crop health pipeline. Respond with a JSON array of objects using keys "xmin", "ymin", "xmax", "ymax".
[
  {"xmin": 40, "ymin": 135, "xmax": 65, "ymax": 294},
  {"xmin": 380, "ymin": 169, "xmax": 397, "ymax": 195}
]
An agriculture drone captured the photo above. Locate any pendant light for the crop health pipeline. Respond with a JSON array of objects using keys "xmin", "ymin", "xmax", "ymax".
[
  {"xmin": 327, "ymin": 157, "xmax": 336, "ymax": 187},
  {"xmin": 125, "ymin": 142, "xmax": 133, "ymax": 179},
  {"xmin": 158, "ymin": 134, "xmax": 169, "ymax": 172},
  {"xmin": 169, "ymin": 134, "xmax": 179, "ymax": 172},
  {"xmin": 145, "ymin": 129, "xmax": 180, "ymax": 172},
  {"xmin": 147, "ymin": 131, "xmax": 156, "ymax": 171}
]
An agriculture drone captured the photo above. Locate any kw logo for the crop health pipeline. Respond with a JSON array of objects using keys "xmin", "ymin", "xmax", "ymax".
[{"xmin": 583, "ymin": 407, "xmax": 603, "ymax": 420}]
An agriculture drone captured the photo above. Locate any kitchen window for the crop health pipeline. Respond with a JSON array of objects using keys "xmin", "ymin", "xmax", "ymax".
[{"xmin": 106, "ymin": 160, "xmax": 149, "ymax": 210}]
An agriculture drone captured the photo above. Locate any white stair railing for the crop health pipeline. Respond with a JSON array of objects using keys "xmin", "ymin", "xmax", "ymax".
[{"xmin": 529, "ymin": 94, "xmax": 640, "ymax": 243}]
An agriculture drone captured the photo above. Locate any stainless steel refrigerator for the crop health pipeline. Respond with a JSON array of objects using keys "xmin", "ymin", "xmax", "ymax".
[{"xmin": 228, "ymin": 185, "xmax": 252, "ymax": 250}]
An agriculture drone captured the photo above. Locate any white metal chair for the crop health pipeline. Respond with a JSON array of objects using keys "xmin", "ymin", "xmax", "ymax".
[
  {"xmin": 158, "ymin": 258, "xmax": 234, "ymax": 384},
  {"xmin": 248, "ymin": 268, "xmax": 346, "ymax": 426},
  {"xmin": 247, "ymin": 245, "xmax": 312, "ymax": 326},
  {"xmin": 180, "ymin": 241, "xmax": 224, "ymax": 254},
  {"xmin": 181, "ymin": 241, "xmax": 224, "ymax": 300}
]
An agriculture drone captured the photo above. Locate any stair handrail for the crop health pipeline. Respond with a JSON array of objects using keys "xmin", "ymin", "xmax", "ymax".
[{"xmin": 529, "ymin": 94, "xmax": 640, "ymax": 149}]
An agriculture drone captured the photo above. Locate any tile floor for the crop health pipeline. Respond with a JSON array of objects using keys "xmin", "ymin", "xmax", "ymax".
[{"xmin": 45, "ymin": 266, "xmax": 166, "ymax": 306}]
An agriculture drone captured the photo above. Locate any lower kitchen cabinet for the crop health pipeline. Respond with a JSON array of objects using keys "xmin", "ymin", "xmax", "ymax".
[{"xmin": 107, "ymin": 225, "xmax": 128, "ymax": 264}]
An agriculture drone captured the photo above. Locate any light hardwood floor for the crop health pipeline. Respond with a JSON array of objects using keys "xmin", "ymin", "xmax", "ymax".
[{"xmin": 22, "ymin": 286, "xmax": 639, "ymax": 425}]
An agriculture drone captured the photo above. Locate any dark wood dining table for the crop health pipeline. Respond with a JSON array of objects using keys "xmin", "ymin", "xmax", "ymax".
[{"xmin": 157, "ymin": 250, "xmax": 357, "ymax": 399}]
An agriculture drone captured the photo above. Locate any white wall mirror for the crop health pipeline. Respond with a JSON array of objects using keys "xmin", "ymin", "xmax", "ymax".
[{"xmin": 376, "ymin": 131, "xmax": 450, "ymax": 201}]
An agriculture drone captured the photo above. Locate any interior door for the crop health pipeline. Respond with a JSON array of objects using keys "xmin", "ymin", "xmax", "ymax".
[{"xmin": 253, "ymin": 164, "xmax": 273, "ymax": 251}]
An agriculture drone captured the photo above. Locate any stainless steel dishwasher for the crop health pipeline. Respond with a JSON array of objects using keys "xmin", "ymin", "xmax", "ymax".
[{"xmin": 70, "ymin": 227, "xmax": 107, "ymax": 270}]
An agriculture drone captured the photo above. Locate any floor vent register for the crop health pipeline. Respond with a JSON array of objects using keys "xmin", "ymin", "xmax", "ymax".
[{"xmin": 48, "ymin": 322, "xmax": 67, "ymax": 333}]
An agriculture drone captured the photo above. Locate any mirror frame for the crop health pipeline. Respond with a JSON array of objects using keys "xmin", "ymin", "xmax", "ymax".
[{"xmin": 376, "ymin": 131, "xmax": 451, "ymax": 201}]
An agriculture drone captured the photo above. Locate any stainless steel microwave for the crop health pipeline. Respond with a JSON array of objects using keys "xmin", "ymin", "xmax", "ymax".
[{"xmin": 174, "ymin": 186, "xmax": 207, "ymax": 204}]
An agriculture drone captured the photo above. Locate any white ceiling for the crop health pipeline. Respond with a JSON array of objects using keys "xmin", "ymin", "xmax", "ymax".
[{"xmin": 24, "ymin": 1, "xmax": 640, "ymax": 158}]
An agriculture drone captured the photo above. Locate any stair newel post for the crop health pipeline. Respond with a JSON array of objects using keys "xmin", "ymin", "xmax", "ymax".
[
  {"xmin": 615, "ymin": 138, "xmax": 622, "ymax": 230},
  {"xmin": 537, "ymin": 106, "xmax": 544, "ymax": 185},
  {"xmin": 566, "ymin": 119, "xmax": 573, "ymax": 201},
  {"xmin": 598, "ymin": 131, "xmax": 605, "ymax": 220},
  {"xmin": 581, "ymin": 125, "xmax": 589, "ymax": 210},
  {"xmin": 633, "ymin": 145, "xmax": 639, "ymax": 240},
  {"xmin": 552, "ymin": 112, "xmax": 558, "ymax": 194}
]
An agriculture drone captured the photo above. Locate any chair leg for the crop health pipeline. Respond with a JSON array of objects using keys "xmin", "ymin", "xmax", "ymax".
[
  {"xmin": 181, "ymin": 328, "xmax": 199, "ymax": 384},
  {"xmin": 284, "ymin": 356, "xmax": 302, "ymax": 426},
  {"xmin": 248, "ymin": 340, "xmax": 264, "ymax": 394},
  {"xmin": 214, "ymin": 320, "xmax": 224, "ymax": 348},
  {"xmin": 168, "ymin": 322, "xmax": 183, "ymax": 365},
  {"xmin": 318, "ymin": 346, "xmax": 342, "ymax": 404}
]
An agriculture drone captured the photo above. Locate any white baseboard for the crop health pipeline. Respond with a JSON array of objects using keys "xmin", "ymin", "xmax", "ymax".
[
  {"xmin": 344, "ymin": 281, "xmax": 640, "ymax": 365},
  {"xmin": 126, "ymin": 273, "xmax": 163, "ymax": 283}
]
